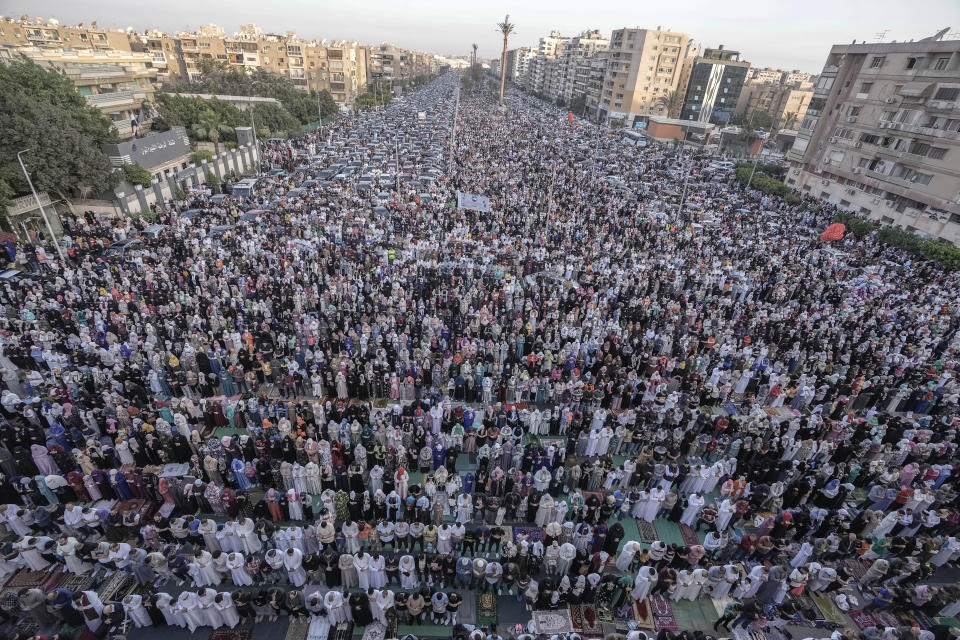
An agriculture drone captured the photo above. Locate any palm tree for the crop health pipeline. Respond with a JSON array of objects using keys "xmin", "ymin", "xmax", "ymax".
[
  {"xmin": 191, "ymin": 110, "xmax": 231, "ymax": 155},
  {"xmin": 472, "ymin": 43, "xmax": 478, "ymax": 68},
  {"xmin": 496, "ymin": 14, "xmax": 515, "ymax": 105},
  {"xmin": 653, "ymin": 90, "xmax": 682, "ymax": 117},
  {"xmin": 781, "ymin": 111, "xmax": 799, "ymax": 131}
]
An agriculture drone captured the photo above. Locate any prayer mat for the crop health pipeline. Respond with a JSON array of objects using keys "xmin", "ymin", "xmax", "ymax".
[
  {"xmin": 532, "ymin": 610, "xmax": 574, "ymax": 635},
  {"xmin": 512, "ymin": 525, "xmax": 543, "ymax": 543},
  {"xmin": 284, "ymin": 618, "xmax": 310, "ymax": 640},
  {"xmin": 789, "ymin": 593, "xmax": 824, "ymax": 622},
  {"xmin": 636, "ymin": 519, "xmax": 658, "ymax": 543},
  {"xmin": 59, "ymin": 573, "xmax": 96, "ymax": 593},
  {"xmin": 4, "ymin": 567, "xmax": 62, "ymax": 590},
  {"xmin": 649, "ymin": 594, "xmax": 678, "ymax": 632},
  {"xmin": 909, "ymin": 612, "xmax": 934, "ymax": 629},
  {"xmin": 678, "ymin": 523, "xmax": 700, "ymax": 547},
  {"xmin": 849, "ymin": 610, "xmax": 877, "ymax": 630},
  {"xmin": 810, "ymin": 594, "xmax": 848, "ymax": 625},
  {"xmin": 210, "ymin": 627, "xmax": 254, "ymax": 640},
  {"xmin": 97, "ymin": 571, "xmax": 133, "ymax": 602},
  {"xmin": 844, "ymin": 558, "xmax": 870, "ymax": 581},
  {"xmin": 4, "ymin": 569, "xmax": 50, "ymax": 588},
  {"xmin": 570, "ymin": 604, "xmax": 603, "ymax": 635},
  {"xmin": 874, "ymin": 611, "xmax": 900, "ymax": 628},
  {"xmin": 477, "ymin": 592, "xmax": 498, "ymax": 626},
  {"xmin": 632, "ymin": 598, "xmax": 657, "ymax": 630}
]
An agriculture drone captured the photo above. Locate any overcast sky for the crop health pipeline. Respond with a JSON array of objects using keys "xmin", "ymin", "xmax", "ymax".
[{"xmin": 6, "ymin": 0, "xmax": 960, "ymax": 73}]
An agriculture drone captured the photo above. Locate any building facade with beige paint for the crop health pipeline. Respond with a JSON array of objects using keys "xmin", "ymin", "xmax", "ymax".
[
  {"xmin": 597, "ymin": 27, "xmax": 690, "ymax": 125},
  {"xmin": 786, "ymin": 34, "xmax": 960, "ymax": 243}
]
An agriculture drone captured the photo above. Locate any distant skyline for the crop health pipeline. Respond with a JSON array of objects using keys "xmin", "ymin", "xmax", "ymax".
[{"xmin": 4, "ymin": 0, "xmax": 960, "ymax": 73}]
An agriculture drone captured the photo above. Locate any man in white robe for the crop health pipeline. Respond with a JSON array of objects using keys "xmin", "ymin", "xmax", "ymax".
[
  {"xmin": 616, "ymin": 541, "xmax": 641, "ymax": 571},
  {"xmin": 123, "ymin": 594, "xmax": 152, "ymax": 628},
  {"xmin": 236, "ymin": 517, "xmax": 261, "ymax": 554},
  {"xmin": 284, "ymin": 548, "xmax": 308, "ymax": 587},
  {"xmin": 176, "ymin": 591, "xmax": 203, "ymax": 632},
  {"xmin": 631, "ymin": 566, "xmax": 657, "ymax": 601},
  {"xmin": 227, "ymin": 552, "xmax": 254, "ymax": 586},
  {"xmin": 197, "ymin": 588, "xmax": 224, "ymax": 627},
  {"xmin": 680, "ymin": 493, "xmax": 704, "ymax": 527}
]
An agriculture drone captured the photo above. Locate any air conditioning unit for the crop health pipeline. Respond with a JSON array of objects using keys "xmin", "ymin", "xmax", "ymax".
[
  {"xmin": 829, "ymin": 136, "xmax": 838, "ymax": 143},
  {"xmin": 847, "ymin": 188, "xmax": 857, "ymax": 195},
  {"xmin": 822, "ymin": 179, "xmax": 830, "ymax": 185},
  {"xmin": 884, "ymin": 97, "xmax": 897, "ymax": 104},
  {"xmin": 854, "ymin": 141, "xmax": 863, "ymax": 148},
  {"xmin": 823, "ymin": 158, "xmax": 832, "ymax": 164},
  {"xmin": 847, "ymin": 116, "xmax": 858, "ymax": 123},
  {"xmin": 878, "ymin": 122, "xmax": 887, "ymax": 128},
  {"xmin": 852, "ymin": 167, "xmax": 862, "ymax": 174},
  {"xmin": 885, "ymin": 200, "xmax": 894, "ymax": 207}
]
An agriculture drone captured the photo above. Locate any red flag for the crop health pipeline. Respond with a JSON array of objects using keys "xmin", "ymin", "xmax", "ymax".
[{"xmin": 568, "ymin": 112, "xmax": 574, "ymax": 123}]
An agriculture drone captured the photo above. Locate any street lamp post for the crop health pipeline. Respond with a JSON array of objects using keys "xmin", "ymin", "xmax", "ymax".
[
  {"xmin": 746, "ymin": 135, "xmax": 769, "ymax": 190},
  {"xmin": 17, "ymin": 149, "xmax": 66, "ymax": 268}
]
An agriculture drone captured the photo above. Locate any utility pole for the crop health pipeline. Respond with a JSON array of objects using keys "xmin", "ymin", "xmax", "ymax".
[
  {"xmin": 677, "ymin": 147, "xmax": 692, "ymax": 217},
  {"xmin": 17, "ymin": 149, "xmax": 66, "ymax": 268}
]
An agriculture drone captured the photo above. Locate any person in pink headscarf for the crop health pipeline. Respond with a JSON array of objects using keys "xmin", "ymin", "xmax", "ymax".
[{"xmin": 899, "ymin": 462, "xmax": 920, "ymax": 488}]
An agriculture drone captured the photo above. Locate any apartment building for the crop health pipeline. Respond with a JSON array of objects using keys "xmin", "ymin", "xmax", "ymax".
[
  {"xmin": 736, "ymin": 81, "xmax": 813, "ymax": 129},
  {"xmin": 747, "ymin": 67, "xmax": 814, "ymax": 87},
  {"xmin": 524, "ymin": 31, "xmax": 568, "ymax": 94},
  {"xmin": 2, "ymin": 16, "xmax": 423, "ymax": 106},
  {"xmin": 505, "ymin": 47, "xmax": 535, "ymax": 83},
  {"xmin": 0, "ymin": 44, "xmax": 157, "ymax": 139},
  {"xmin": 786, "ymin": 32, "xmax": 960, "ymax": 243},
  {"xmin": 556, "ymin": 30, "xmax": 609, "ymax": 104},
  {"xmin": 598, "ymin": 27, "xmax": 690, "ymax": 125},
  {"xmin": 0, "ymin": 17, "xmax": 132, "ymax": 52},
  {"xmin": 367, "ymin": 43, "xmax": 436, "ymax": 92},
  {"xmin": 677, "ymin": 46, "xmax": 750, "ymax": 126}
]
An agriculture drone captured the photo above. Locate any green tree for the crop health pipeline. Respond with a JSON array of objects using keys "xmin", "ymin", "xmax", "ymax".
[
  {"xmin": 190, "ymin": 149, "xmax": 214, "ymax": 164},
  {"xmin": 570, "ymin": 94, "xmax": 587, "ymax": 115},
  {"xmin": 153, "ymin": 93, "xmax": 245, "ymax": 150},
  {"xmin": 251, "ymin": 102, "xmax": 301, "ymax": 138},
  {"xmin": 191, "ymin": 111, "xmax": 232, "ymax": 155},
  {"xmin": 313, "ymin": 89, "xmax": 339, "ymax": 120},
  {"xmin": 204, "ymin": 170, "xmax": 220, "ymax": 194},
  {"xmin": 0, "ymin": 57, "xmax": 120, "ymax": 202},
  {"xmin": 174, "ymin": 60, "xmax": 328, "ymax": 125},
  {"xmin": 121, "ymin": 163, "xmax": 153, "ymax": 188}
]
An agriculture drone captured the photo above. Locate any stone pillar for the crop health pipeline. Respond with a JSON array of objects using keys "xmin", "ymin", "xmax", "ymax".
[
  {"xmin": 151, "ymin": 178, "xmax": 164, "ymax": 206},
  {"xmin": 134, "ymin": 184, "xmax": 149, "ymax": 214}
]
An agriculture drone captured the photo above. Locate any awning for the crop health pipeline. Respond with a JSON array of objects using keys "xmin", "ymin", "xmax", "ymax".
[{"xmin": 898, "ymin": 82, "xmax": 933, "ymax": 98}]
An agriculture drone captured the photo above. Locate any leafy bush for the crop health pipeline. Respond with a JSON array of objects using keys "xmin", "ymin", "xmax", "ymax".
[
  {"xmin": 121, "ymin": 162, "xmax": 153, "ymax": 188},
  {"xmin": 190, "ymin": 150, "xmax": 214, "ymax": 164},
  {"xmin": 832, "ymin": 211, "xmax": 960, "ymax": 270}
]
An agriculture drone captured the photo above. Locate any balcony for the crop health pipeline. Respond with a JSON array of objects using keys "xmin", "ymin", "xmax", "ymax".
[
  {"xmin": 900, "ymin": 123, "xmax": 960, "ymax": 140},
  {"xmin": 926, "ymin": 99, "xmax": 957, "ymax": 112}
]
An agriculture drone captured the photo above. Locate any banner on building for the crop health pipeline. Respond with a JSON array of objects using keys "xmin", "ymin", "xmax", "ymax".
[{"xmin": 457, "ymin": 192, "xmax": 491, "ymax": 213}]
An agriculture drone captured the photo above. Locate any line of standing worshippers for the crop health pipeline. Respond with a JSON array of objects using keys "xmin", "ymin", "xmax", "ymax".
[{"xmin": 1, "ymin": 72, "xmax": 960, "ymax": 638}]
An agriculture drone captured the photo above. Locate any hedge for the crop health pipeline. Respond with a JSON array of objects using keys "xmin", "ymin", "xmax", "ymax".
[{"xmin": 832, "ymin": 211, "xmax": 960, "ymax": 270}]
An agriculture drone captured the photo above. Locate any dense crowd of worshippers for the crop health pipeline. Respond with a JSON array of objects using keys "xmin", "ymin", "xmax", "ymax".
[{"xmin": 1, "ymin": 73, "xmax": 959, "ymax": 640}]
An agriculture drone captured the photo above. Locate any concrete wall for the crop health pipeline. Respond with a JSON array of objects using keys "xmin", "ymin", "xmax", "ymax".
[{"xmin": 111, "ymin": 144, "xmax": 260, "ymax": 215}]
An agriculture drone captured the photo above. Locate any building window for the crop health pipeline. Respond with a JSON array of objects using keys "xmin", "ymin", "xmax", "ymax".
[
  {"xmin": 906, "ymin": 57, "xmax": 917, "ymax": 69},
  {"xmin": 860, "ymin": 82, "xmax": 873, "ymax": 93},
  {"xmin": 934, "ymin": 87, "xmax": 959, "ymax": 100},
  {"xmin": 928, "ymin": 147, "xmax": 948, "ymax": 159},
  {"xmin": 870, "ymin": 56, "xmax": 885, "ymax": 68},
  {"xmin": 934, "ymin": 57, "xmax": 949, "ymax": 71}
]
